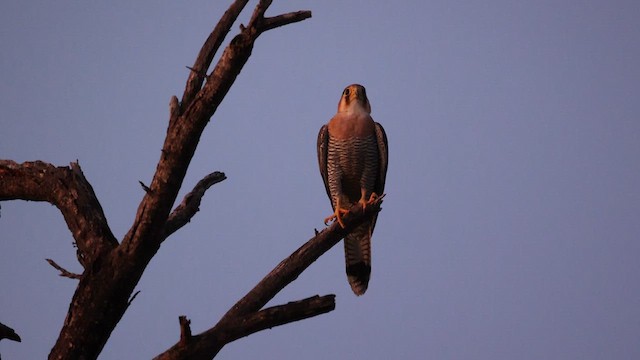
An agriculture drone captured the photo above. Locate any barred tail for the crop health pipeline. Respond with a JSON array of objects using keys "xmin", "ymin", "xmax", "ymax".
[{"xmin": 344, "ymin": 221, "xmax": 372, "ymax": 296}]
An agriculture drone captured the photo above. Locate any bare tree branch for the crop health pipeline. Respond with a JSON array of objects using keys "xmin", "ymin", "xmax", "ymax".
[
  {"xmin": 220, "ymin": 197, "xmax": 383, "ymax": 322},
  {"xmin": 224, "ymin": 295, "xmax": 336, "ymax": 343},
  {"xmin": 45, "ymin": 2, "xmax": 312, "ymax": 359},
  {"xmin": 2, "ymin": 2, "xmax": 319, "ymax": 359},
  {"xmin": 163, "ymin": 171, "xmax": 227, "ymax": 240},
  {"xmin": 46, "ymin": 259, "xmax": 82, "ymax": 280},
  {"xmin": 181, "ymin": 0, "xmax": 250, "ymax": 111},
  {"xmin": 121, "ymin": 0, "xmax": 292, "ymax": 257},
  {"xmin": 154, "ymin": 197, "xmax": 383, "ymax": 359},
  {"xmin": 0, "ymin": 322, "xmax": 21, "ymax": 342},
  {"xmin": 261, "ymin": 11, "xmax": 312, "ymax": 32},
  {"xmin": 247, "ymin": 0, "xmax": 271, "ymax": 29},
  {"xmin": 0, "ymin": 160, "xmax": 117, "ymax": 267}
]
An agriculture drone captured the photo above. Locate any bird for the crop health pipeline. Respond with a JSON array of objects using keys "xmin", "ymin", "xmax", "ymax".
[{"xmin": 317, "ymin": 84, "xmax": 388, "ymax": 295}]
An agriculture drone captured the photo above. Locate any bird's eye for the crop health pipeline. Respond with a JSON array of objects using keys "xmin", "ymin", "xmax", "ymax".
[{"xmin": 343, "ymin": 88, "xmax": 350, "ymax": 97}]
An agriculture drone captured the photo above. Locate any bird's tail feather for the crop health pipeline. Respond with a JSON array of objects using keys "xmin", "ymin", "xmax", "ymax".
[{"xmin": 344, "ymin": 221, "xmax": 372, "ymax": 295}]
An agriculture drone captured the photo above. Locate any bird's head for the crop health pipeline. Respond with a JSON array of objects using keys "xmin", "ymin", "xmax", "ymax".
[{"xmin": 337, "ymin": 84, "xmax": 371, "ymax": 114}]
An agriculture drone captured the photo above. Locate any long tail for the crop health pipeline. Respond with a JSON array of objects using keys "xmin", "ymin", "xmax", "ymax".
[{"xmin": 344, "ymin": 220, "xmax": 373, "ymax": 295}]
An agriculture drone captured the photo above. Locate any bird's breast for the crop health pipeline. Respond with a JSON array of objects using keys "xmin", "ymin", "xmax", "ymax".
[{"xmin": 327, "ymin": 112, "xmax": 375, "ymax": 139}]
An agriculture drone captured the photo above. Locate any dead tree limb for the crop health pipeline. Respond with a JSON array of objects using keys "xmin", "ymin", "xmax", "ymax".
[
  {"xmin": 45, "ymin": 259, "xmax": 82, "ymax": 280},
  {"xmin": 0, "ymin": 160, "xmax": 117, "ymax": 268},
  {"xmin": 0, "ymin": 322, "xmax": 21, "ymax": 342},
  {"xmin": 154, "ymin": 197, "xmax": 383, "ymax": 359},
  {"xmin": 220, "ymin": 294, "xmax": 336, "ymax": 343},
  {"xmin": 44, "ymin": 2, "xmax": 311, "ymax": 359},
  {"xmin": 180, "ymin": 0, "xmax": 249, "ymax": 112},
  {"xmin": 164, "ymin": 171, "xmax": 227, "ymax": 240},
  {"xmin": 220, "ymin": 197, "xmax": 383, "ymax": 323},
  {"xmin": 1, "ymin": 1, "xmax": 317, "ymax": 359}
]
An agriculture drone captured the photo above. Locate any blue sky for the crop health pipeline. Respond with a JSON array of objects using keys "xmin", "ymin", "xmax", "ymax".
[{"xmin": 2, "ymin": 1, "xmax": 640, "ymax": 359}]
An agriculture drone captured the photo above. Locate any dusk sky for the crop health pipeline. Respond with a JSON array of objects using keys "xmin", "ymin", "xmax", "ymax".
[{"xmin": 2, "ymin": 1, "xmax": 640, "ymax": 359}]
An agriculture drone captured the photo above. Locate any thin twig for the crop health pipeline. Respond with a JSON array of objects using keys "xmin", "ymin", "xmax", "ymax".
[
  {"xmin": 185, "ymin": 66, "xmax": 207, "ymax": 78},
  {"xmin": 0, "ymin": 321, "xmax": 21, "ymax": 342},
  {"xmin": 128, "ymin": 291, "xmax": 141, "ymax": 306},
  {"xmin": 46, "ymin": 259, "xmax": 82, "ymax": 280},
  {"xmin": 139, "ymin": 181, "xmax": 152, "ymax": 194}
]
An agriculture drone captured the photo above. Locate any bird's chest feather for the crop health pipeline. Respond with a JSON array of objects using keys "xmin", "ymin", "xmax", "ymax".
[
  {"xmin": 327, "ymin": 111, "xmax": 375, "ymax": 139},
  {"xmin": 327, "ymin": 134, "xmax": 377, "ymax": 192},
  {"xmin": 326, "ymin": 111, "xmax": 378, "ymax": 198}
]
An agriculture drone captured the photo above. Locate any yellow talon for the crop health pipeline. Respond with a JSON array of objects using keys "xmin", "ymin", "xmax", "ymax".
[
  {"xmin": 325, "ymin": 197, "xmax": 349, "ymax": 228},
  {"xmin": 358, "ymin": 190, "xmax": 379, "ymax": 211},
  {"xmin": 324, "ymin": 208, "xmax": 349, "ymax": 228},
  {"xmin": 358, "ymin": 189, "xmax": 368, "ymax": 211}
]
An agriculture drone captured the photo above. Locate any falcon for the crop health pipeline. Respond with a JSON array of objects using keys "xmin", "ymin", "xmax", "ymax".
[{"xmin": 317, "ymin": 84, "xmax": 388, "ymax": 295}]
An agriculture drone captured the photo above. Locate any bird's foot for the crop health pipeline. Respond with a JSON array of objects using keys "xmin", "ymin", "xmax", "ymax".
[
  {"xmin": 367, "ymin": 192, "xmax": 380, "ymax": 205},
  {"xmin": 358, "ymin": 191, "xmax": 380, "ymax": 211},
  {"xmin": 324, "ymin": 207, "xmax": 349, "ymax": 228}
]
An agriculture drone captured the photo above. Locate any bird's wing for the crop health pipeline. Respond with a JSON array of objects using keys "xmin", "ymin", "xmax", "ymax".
[
  {"xmin": 366, "ymin": 121, "xmax": 388, "ymax": 237},
  {"xmin": 317, "ymin": 124, "xmax": 333, "ymax": 209},
  {"xmin": 374, "ymin": 122, "xmax": 389, "ymax": 195}
]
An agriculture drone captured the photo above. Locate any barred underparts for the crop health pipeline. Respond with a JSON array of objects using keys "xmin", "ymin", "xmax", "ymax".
[{"xmin": 326, "ymin": 135, "xmax": 379, "ymax": 207}]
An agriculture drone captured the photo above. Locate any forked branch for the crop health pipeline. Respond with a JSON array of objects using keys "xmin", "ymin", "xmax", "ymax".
[
  {"xmin": 154, "ymin": 197, "xmax": 383, "ymax": 359},
  {"xmin": 218, "ymin": 295, "xmax": 336, "ymax": 343},
  {"xmin": 181, "ymin": 0, "xmax": 250, "ymax": 110}
]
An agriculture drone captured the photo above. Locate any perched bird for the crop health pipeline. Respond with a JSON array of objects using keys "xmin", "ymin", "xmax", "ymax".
[{"xmin": 317, "ymin": 84, "xmax": 388, "ymax": 295}]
